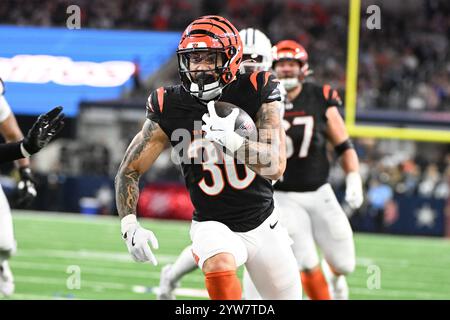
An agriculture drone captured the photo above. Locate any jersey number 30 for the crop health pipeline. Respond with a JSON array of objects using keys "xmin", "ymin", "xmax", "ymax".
[{"xmin": 188, "ymin": 139, "xmax": 256, "ymax": 196}]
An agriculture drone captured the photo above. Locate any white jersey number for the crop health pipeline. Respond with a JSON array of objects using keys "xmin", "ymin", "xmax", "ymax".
[
  {"xmin": 188, "ymin": 139, "xmax": 256, "ymax": 196},
  {"xmin": 283, "ymin": 116, "xmax": 314, "ymax": 159}
]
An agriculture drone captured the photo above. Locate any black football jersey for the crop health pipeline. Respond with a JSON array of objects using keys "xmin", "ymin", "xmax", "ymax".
[
  {"xmin": 146, "ymin": 71, "xmax": 281, "ymax": 232},
  {"xmin": 275, "ymin": 82, "xmax": 342, "ymax": 192}
]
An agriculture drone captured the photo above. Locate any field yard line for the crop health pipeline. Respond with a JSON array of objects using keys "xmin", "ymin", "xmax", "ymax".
[
  {"xmin": 349, "ymin": 287, "xmax": 450, "ymax": 299},
  {"xmin": 14, "ymin": 255, "xmax": 175, "ymax": 271},
  {"xmin": 12, "ymin": 210, "xmax": 190, "ymax": 229},
  {"xmin": 9, "ymin": 293, "xmax": 78, "ymax": 300},
  {"xmin": 349, "ymin": 277, "xmax": 450, "ymax": 290},
  {"xmin": 135, "ymin": 285, "xmax": 449, "ymax": 300},
  {"xmin": 16, "ymin": 248, "xmax": 410, "ymax": 270},
  {"xmin": 354, "ymin": 256, "xmax": 450, "ymax": 272},
  {"xmin": 14, "ymin": 275, "xmax": 130, "ymax": 290},
  {"xmin": 15, "ymin": 248, "xmax": 178, "ymax": 264},
  {"xmin": 151, "ymin": 286, "xmax": 209, "ymax": 298},
  {"xmin": 15, "ymin": 249, "xmax": 420, "ymax": 271},
  {"xmin": 355, "ymin": 257, "xmax": 411, "ymax": 267},
  {"xmin": 12, "ymin": 256, "xmax": 435, "ymax": 294},
  {"xmin": 11, "ymin": 261, "xmax": 163, "ymax": 280},
  {"xmin": 11, "ymin": 272, "xmax": 450, "ymax": 299},
  {"xmin": 11, "ymin": 260, "xmax": 202, "ymax": 284},
  {"xmin": 131, "ymin": 285, "xmax": 209, "ymax": 298}
]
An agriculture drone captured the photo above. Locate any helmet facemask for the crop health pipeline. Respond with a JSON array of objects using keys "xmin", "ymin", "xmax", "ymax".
[
  {"xmin": 274, "ymin": 58, "xmax": 312, "ymax": 91},
  {"xmin": 178, "ymin": 47, "xmax": 237, "ymax": 101},
  {"xmin": 241, "ymin": 53, "xmax": 266, "ymax": 73},
  {"xmin": 239, "ymin": 28, "xmax": 272, "ymax": 74}
]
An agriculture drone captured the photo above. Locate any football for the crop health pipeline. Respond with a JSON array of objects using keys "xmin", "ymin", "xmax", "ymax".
[{"xmin": 213, "ymin": 101, "xmax": 258, "ymax": 141}]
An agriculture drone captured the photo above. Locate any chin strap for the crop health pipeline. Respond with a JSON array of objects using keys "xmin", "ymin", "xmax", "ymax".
[
  {"xmin": 190, "ymin": 81, "xmax": 222, "ymax": 101},
  {"xmin": 197, "ymin": 77, "xmax": 204, "ymax": 99}
]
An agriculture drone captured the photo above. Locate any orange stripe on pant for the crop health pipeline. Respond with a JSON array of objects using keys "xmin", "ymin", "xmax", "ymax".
[
  {"xmin": 205, "ymin": 270, "xmax": 242, "ymax": 300},
  {"xmin": 301, "ymin": 269, "xmax": 331, "ymax": 300}
]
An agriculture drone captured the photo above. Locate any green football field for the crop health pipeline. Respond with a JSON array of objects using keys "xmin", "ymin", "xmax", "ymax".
[{"xmin": 3, "ymin": 211, "xmax": 450, "ymax": 300}]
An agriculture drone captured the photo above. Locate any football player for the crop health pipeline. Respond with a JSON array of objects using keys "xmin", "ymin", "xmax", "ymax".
[
  {"xmin": 115, "ymin": 17, "xmax": 301, "ymax": 300},
  {"xmin": 243, "ymin": 40, "xmax": 363, "ymax": 300},
  {"xmin": 0, "ymin": 79, "xmax": 64, "ymax": 296},
  {"xmin": 156, "ymin": 27, "xmax": 275, "ymax": 300}
]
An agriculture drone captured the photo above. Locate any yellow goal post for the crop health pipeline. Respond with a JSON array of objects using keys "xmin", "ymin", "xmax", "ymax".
[{"xmin": 345, "ymin": 0, "xmax": 450, "ymax": 143}]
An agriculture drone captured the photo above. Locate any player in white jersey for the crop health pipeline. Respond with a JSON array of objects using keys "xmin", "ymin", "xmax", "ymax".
[
  {"xmin": 157, "ymin": 28, "xmax": 276, "ymax": 300},
  {"xmin": 0, "ymin": 78, "xmax": 64, "ymax": 297},
  {"xmin": 0, "ymin": 78, "xmax": 37, "ymax": 297}
]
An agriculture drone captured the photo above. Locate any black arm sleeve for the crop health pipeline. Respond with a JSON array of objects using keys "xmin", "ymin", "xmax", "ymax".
[{"xmin": 0, "ymin": 141, "xmax": 25, "ymax": 164}]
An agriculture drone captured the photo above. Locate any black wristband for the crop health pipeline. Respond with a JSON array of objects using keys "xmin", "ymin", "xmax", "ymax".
[
  {"xmin": 0, "ymin": 142, "xmax": 24, "ymax": 163},
  {"xmin": 334, "ymin": 139, "xmax": 354, "ymax": 157}
]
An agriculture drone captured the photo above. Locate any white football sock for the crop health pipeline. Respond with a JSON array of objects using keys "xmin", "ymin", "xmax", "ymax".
[
  {"xmin": 321, "ymin": 259, "xmax": 349, "ymax": 300},
  {"xmin": 170, "ymin": 245, "xmax": 198, "ymax": 282}
]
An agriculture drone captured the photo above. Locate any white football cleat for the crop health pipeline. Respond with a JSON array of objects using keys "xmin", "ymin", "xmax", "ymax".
[
  {"xmin": 321, "ymin": 259, "xmax": 349, "ymax": 300},
  {"xmin": 157, "ymin": 264, "xmax": 179, "ymax": 300},
  {"xmin": 0, "ymin": 261, "xmax": 15, "ymax": 297}
]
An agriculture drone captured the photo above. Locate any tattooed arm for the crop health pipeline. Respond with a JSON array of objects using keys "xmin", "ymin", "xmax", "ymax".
[
  {"xmin": 115, "ymin": 119, "xmax": 169, "ymax": 219},
  {"xmin": 235, "ymin": 100, "xmax": 286, "ymax": 180}
]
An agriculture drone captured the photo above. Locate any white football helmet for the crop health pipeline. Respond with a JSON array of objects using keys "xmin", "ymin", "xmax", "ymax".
[{"xmin": 239, "ymin": 28, "xmax": 273, "ymax": 73}]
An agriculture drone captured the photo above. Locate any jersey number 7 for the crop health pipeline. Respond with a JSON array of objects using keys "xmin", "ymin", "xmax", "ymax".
[{"xmin": 283, "ymin": 116, "xmax": 314, "ymax": 159}]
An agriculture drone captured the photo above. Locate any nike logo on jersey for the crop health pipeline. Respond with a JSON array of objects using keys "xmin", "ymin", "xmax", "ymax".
[{"xmin": 270, "ymin": 221, "xmax": 278, "ymax": 229}]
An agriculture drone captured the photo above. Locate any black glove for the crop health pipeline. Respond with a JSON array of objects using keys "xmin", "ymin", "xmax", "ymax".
[
  {"xmin": 22, "ymin": 106, "xmax": 65, "ymax": 156},
  {"xmin": 17, "ymin": 167, "xmax": 37, "ymax": 207}
]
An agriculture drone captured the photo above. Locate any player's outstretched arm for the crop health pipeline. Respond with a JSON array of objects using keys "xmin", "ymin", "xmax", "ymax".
[
  {"xmin": 0, "ymin": 141, "xmax": 29, "ymax": 164},
  {"xmin": 0, "ymin": 112, "xmax": 30, "ymax": 167},
  {"xmin": 0, "ymin": 113, "xmax": 38, "ymax": 206},
  {"xmin": 0, "ymin": 106, "xmax": 64, "ymax": 164},
  {"xmin": 326, "ymin": 106, "xmax": 363, "ymax": 209},
  {"xmin": 237, "ymin": 100, "xmax": 286, "ymax": 180},
  {"xmin": 115, "ymin": 119, "xmax": 168, "ymax": 265}
]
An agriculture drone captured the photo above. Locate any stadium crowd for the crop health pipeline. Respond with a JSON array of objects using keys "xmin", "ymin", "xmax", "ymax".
[
  {"xmin": 1, "ymin": 0, "xmax": 449, "ymax": 111},
  {"xmin": 329, "ymin": 138, "xmax": 450, "ymax": 233}
]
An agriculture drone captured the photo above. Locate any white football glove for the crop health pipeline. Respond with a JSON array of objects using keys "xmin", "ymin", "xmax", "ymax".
[
  {"xmin": 121, "ymin": 215, "xmax": 159, "ymax": 265},
  {"xmin": 201, "ymin": 101, "xmax": 244, "ymax": 153},
  {"xmin": 345, "ymin": 172, "xmax": 364, "ymax": 210}
]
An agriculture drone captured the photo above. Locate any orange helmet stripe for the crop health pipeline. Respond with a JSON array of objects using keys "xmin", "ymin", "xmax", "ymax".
[
  {"xmin": 184, "ymin": 25, "xmax": 227, "ymax": 47},
  {"xmin": 190, "ymin": 22, "xmax": 235, "ymax": 47}
]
